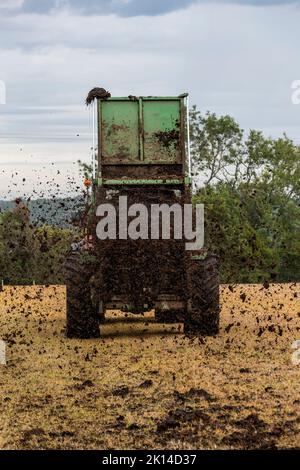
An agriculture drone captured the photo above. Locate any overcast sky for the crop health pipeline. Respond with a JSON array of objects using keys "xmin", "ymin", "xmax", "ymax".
[{"xmin": 0, "ymin": 0, "xmax": 300, "ymax": 198}]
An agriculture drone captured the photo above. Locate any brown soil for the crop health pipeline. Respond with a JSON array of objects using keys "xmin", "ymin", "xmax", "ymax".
[{"xmin": 0, "ymin": 283, "xmax": 299, "ymax": 450}]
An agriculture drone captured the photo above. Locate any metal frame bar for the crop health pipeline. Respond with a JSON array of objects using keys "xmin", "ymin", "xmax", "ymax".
[
  {"xmin": 138, "ymin": 97, "xmax": 144, "ymax": 161},
  {"xmin": 103, "ymin": 96, "xmax": 181, "ymax": 101},
  {"xmin": 186, "ymin": 96, "xmax": 192, "ymax": 180},
  {"xmin": 98, "ymin": 178, "xmax": 185, "ymax": 186}
]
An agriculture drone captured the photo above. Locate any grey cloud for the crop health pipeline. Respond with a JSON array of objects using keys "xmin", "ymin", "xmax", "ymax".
[
  {"xmin": 7, "ymin": 0, "xmax": 198, "ymax": 16},
  {"xmin": 4, "ymin": 0, "xmax": 300, "ymax": 17},
  {"xmin": 21, "ymin": 0, "xmax": 59, "ymax": 14}
]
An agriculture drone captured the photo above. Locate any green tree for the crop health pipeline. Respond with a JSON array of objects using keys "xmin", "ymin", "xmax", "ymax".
[
  {"xmin": 190, "ymin": 107, "xmax": 244, "ymax": 187},
  {"xmin": 0, "ymin": 201, "xmax": 79, "ymax": 285},
  {"xmin": 0, "ymin": 201, "xmax": 39, "ymax": 284}
]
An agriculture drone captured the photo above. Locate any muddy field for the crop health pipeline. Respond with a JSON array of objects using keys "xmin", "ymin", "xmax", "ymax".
[{"xmin": 0, "ymin": 283, "xmax": 299, "ymax": 450}]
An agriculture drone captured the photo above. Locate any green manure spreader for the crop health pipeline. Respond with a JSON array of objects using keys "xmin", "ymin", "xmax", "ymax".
[{"xmin": 65, "ymin": 92, "xmax": 220, "ymax": 338}]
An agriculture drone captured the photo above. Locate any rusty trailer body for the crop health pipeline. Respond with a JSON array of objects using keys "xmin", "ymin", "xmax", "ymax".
[
  {"xmin": 98, "ymin": 96, "xmax": 187, "ymax": 183},
  {"xmin": 65, "ymin": 94, "xmax": 220, "ymax": 338}
]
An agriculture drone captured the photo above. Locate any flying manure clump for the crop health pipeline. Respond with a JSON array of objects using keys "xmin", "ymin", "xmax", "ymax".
[{"xmin": 85, "ymin": 87, "xmax": 111, "ymax": 105}]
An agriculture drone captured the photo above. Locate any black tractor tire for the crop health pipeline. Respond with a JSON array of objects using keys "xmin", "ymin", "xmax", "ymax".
[
  {"xmin": 184, "ymin": 254, "xmax": 220, "ymax": 336},
  {"xmin": 65, "ymin": 250, "xmax": 100, "ymax": 339}
]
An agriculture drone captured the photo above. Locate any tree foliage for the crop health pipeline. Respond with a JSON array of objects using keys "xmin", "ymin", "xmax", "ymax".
[
  {"xmin": 0, "ymin": 201, "xmax": 77, "ymax": 285},
  {"xmin": 191, "ymin": 108, "xmax": 300, "ymax": 282}
]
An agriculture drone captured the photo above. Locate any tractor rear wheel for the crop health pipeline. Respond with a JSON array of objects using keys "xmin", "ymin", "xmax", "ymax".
[
  {"xmin": 65, "ymin": 250, "xmax": 100, "ymax": 338},
  {"xmin": 184, "ymin": 254, "xmax": 220, "ymax": 336}
]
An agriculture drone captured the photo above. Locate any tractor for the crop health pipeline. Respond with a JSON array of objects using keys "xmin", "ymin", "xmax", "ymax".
[{"xmin": 65, "ymin": 92, "xmax": 219, "ymax": 338}]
